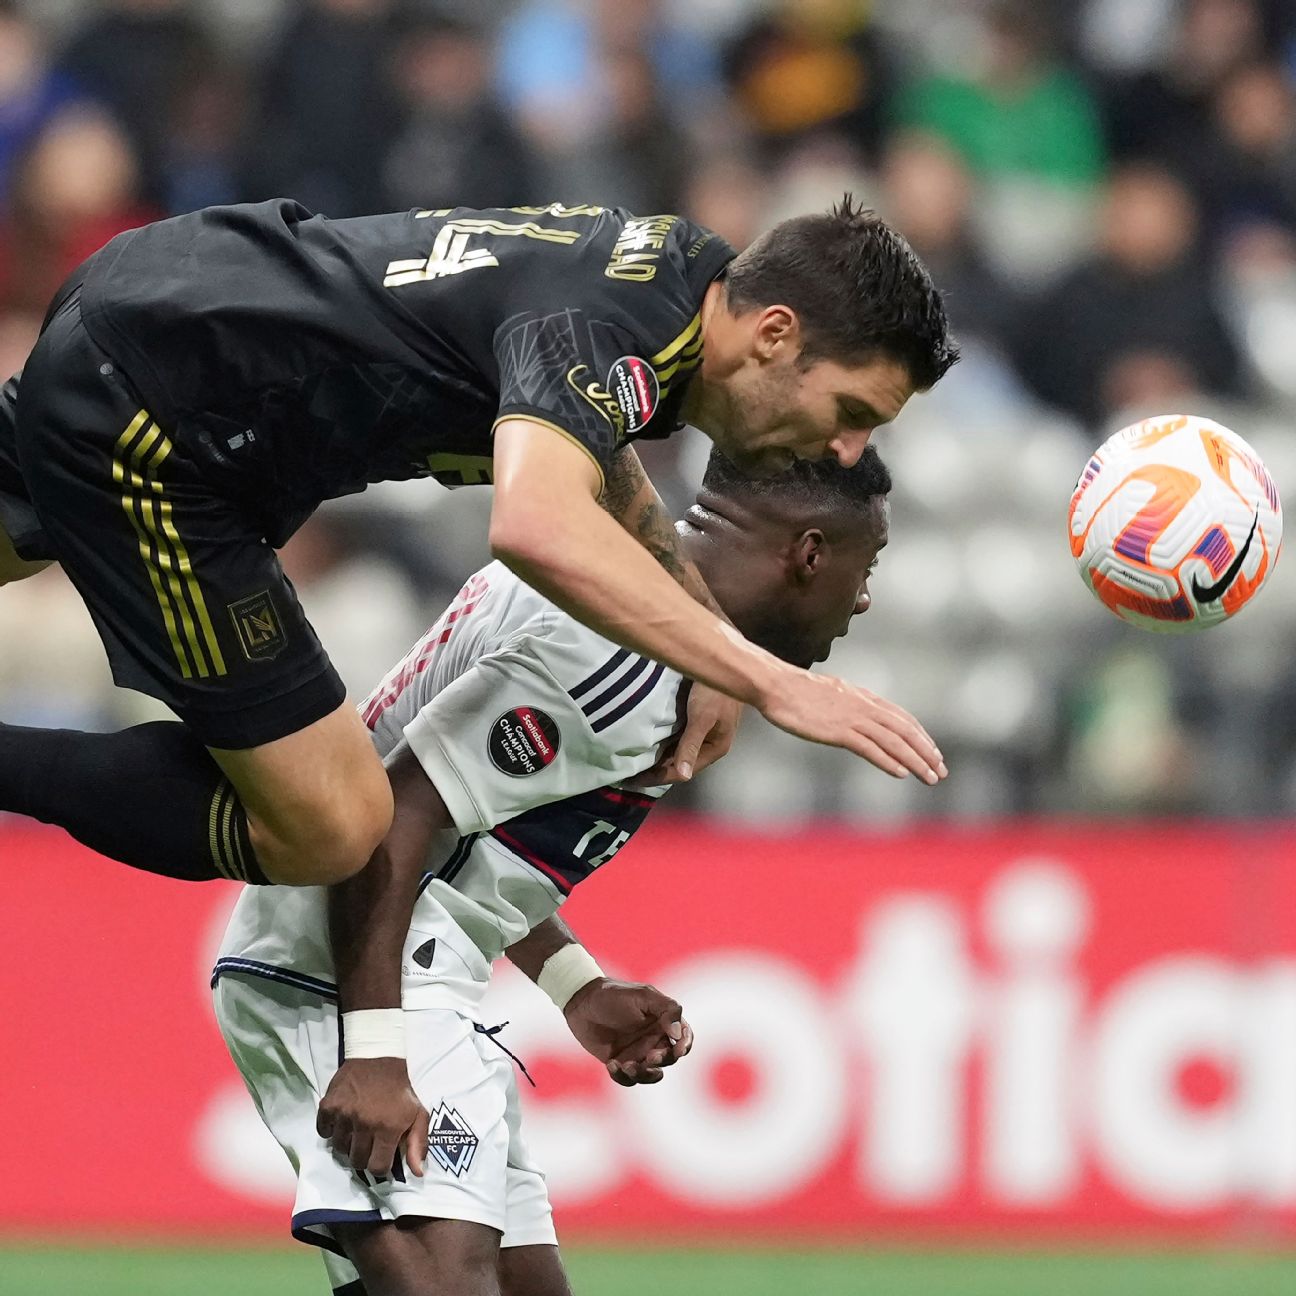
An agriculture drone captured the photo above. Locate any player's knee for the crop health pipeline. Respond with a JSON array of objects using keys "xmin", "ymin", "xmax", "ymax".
[{"xmin": 254, "ymin": 777, "xmax": 393, "ymax": 886}]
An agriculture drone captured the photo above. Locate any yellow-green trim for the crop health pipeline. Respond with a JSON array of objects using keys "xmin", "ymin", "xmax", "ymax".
[{"xmin": 650, "ymin": 312, "xmax": 702, "ymax": 367}]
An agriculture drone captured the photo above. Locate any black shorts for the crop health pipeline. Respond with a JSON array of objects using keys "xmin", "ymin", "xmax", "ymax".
[{"xmin": 0, "ymin": 286, "xmax": 344, "ymax": 749}]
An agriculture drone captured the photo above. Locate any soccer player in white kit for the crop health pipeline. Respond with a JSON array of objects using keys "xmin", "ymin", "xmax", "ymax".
[{"xmin": 212, "ymin": 446, "xmax": 894, "ymax": 1296}]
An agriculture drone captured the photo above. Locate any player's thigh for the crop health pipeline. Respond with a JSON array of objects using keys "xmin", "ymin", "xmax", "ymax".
[
  {"xmin": 499, "ymin": 1245, "xmax": 573, "ymax": 1296},
  {"xmin": 15, "ymin": 289, "xmax": 344, "ymax": 742},
  {"xmin": 209, "ymin": 699, "xmax": 392, "ymax": 886},
  {"xmin": 335, "ymin": 1217, "xmax": 502, "ymax": 1296}
]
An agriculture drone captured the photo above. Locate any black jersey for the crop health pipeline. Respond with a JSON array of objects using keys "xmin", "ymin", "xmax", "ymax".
[{"xmin": 77, "ymin": 200, "xmax": 734, "ymax": 539}]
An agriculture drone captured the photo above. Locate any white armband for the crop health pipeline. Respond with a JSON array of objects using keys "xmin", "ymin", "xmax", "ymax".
[
  {"xmin": 537, "ymin": 944, "xmax": 604, "ymax": 1011},
  {"xmin": 342, "ymin": 1008, "xmax": 407, "ymax": 1060}
]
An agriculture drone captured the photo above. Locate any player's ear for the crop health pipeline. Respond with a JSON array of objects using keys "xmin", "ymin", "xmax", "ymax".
[
  {"xmin": 791, "ymin": 528, "xmax": 826, "ymax": 583},
  {"xmin": 753, "ymin": 305, "xmax": 800, "ymax": 361}
]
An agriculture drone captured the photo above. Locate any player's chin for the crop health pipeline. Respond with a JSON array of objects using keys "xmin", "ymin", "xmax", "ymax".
[{"xmin": 810, "ymin": 633, "xmax": 843, "ymax": 665}]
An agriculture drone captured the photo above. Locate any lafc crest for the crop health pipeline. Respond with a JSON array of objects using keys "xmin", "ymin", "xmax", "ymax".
[{"xmin": 228, "ymin": 590, "xmax": 287, "ymax": 661}]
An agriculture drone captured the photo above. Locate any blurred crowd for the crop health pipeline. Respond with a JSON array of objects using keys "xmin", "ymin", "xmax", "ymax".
[{"xmin": 4, "ymin": 0, "xmax": 1296, "ymax": 821}]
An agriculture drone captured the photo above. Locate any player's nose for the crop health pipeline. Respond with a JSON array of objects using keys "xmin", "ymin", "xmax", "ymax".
[
  {"xmin": 855, "ymin": 588, "xmax": 871, "ymax": 615},
  {"xmin": 830, "ymin": 430, "xmax": 872, "ymax": 468}
]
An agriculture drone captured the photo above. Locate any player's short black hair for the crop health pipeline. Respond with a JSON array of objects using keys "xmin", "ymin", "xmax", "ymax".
[
  {"xmin": 724, "ymin": 195, "xmax": 959, "ymax": 390},
  {"xmin": 701, "ymin": 445, "xmax": 892, "ymax": 520}
]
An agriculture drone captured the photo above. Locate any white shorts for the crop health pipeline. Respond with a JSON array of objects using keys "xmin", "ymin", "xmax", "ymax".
[{"xmin": 212, "ymin": 970, "xmax": 557, "ymax": 1282}]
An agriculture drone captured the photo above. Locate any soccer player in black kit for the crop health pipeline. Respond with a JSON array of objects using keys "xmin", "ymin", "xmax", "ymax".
[{"xmin": 0, "ymin": 198, "xmax": 957, "ymax": 887}]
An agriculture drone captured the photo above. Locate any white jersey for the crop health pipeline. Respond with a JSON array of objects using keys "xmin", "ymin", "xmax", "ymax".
[{"xmin": 214, "ymin": 562, "xmax": 682, "ymax": 1010}]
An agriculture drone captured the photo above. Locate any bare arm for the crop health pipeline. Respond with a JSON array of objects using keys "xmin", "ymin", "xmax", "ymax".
[
  {"xmin": 317, "ymin": 743, "xmax": 450, "ymax": 1178},
  {"xmin": 599, "ymin": 445, "xmax": 730, "ymax": 622},
  {"xmin": 492, "ymin": 420, "xmax": 777, "ymax": 705},
  {"xmin": 329, "ymin": 743, "xmax": 451, "ymax": 1012},
  {"xmin": 506, "ymin": 912, "xmax": 583, "ymax": 983},
  {"xmin": 490, "ymin": 420, "xmax": 945, "ymax": 783},
  {"xmin": 597, "ymin": 446, "xmax": 742, "ymax": 779}
]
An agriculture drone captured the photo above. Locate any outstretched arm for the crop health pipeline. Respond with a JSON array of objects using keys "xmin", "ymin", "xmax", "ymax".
[
  {"xmin": 508, "ymin": 915, "xmax": 693, "ymax": 1085},
  {"xmin": 318, "ymin": 743, "xmax": 448, "ymax": 1177},
  {"xmin": 490, "ymin": 420, "xmax": 946, "ymax": 784},
  {"xmin": 598, "ymin": 445, "xmax": 739, "ymax": 780}
]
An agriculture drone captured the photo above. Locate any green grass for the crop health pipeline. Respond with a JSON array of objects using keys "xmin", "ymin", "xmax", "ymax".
[{"xmin": 2, "ymin": 1244, "xmax": 1295, "ymax": 1296}]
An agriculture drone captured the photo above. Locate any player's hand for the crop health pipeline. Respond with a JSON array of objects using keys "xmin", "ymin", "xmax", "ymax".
[
  {"xmin": 316, "ymin": 1058, "xmax": 431, "ymax": 1178},
  {"xmin": 759, "ymin": 667, "xmax": 948, "ymax": 784},
  {"xmin": 643, "ymin": 682, "xmax": 742, "ymax": 784},
  {"xmin": 564, "ymin": 978, "xmax": 694, "ymax": 1086}
]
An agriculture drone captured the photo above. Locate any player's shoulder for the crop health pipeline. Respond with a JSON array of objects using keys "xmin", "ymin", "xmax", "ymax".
[
  {"xmin": 482, "ymin": 560, "xmax": 684, "ymax": 736},
  {"xmin": 498, "ymin": 203, "xmax": 734, "ymax": 327},
  {"xmin": 593, "ymin": 208, "xmax": 736, "ymax": 328}
]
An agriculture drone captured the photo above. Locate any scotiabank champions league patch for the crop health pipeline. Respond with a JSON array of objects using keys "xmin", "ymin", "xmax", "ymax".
[
  {"xmin": 488, "ymin": 707, "xmax": 560, "ymax": 777},
  {"xmin": 607, "ymin": 355, "xmax": 658, "ymax": 433}
]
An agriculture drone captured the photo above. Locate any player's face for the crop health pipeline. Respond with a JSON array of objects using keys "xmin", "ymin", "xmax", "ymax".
[
  {"xmin": 715, "ymin": 353, "xmax": 916, "ymax": 480},
  {"xmin": 787, "ymin": 497, "xmax": 890, "ymax": 668}
]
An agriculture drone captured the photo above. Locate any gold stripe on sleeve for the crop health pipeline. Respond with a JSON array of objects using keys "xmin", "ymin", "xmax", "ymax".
[{"xmin": 650, "ymin": 312, "xmax": 702, "ymax": 368}]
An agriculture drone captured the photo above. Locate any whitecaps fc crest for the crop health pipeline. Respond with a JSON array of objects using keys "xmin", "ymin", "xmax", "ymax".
[{"xmin": 427, "ymin": 1102, "xmax": 479, "ymax": 1177}]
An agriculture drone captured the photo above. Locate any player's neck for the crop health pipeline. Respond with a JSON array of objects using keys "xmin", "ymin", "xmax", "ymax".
[{"xmin": 682, "ymin": 281, "xmax": 731, "ymax": 435}]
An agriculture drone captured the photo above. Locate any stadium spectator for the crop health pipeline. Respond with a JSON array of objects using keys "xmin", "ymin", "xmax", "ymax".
[
  {"xmin": 0, "ymin": 107, "xmax": 159, "ymax": 314},
  {"xmin": 157, "ymin": 52, "xmax": 248, "ymax": 214},
  {"xmin": 724, "ymin": 2, "xmax": 896, "ymax": 163},
  {"xmin": 241, "ymin": 0, "xmax": 397, "ymax": 217},
  {"xmin": 55, "ymin": 0, "xmax": 210, "ymax": 209},
  {"xmin": 1189, "ymin": 61, "xmax": 1296, "ymax": 245},
  {"xmin": 544, "ymin": 44, "xmax": 691, "ymax": 213},
  {"xmin": 494, "ymin": 0, "xmax": 719, "ymax": 154},
  {"xmin": 878, "ymin": 132, "xmax": 1021, "ymax": 347},
  {"xmin": 1010, "ymin": 163, "xmax": 1241, "ymax": 425},
  {"xmin": 381, "ymin": 12, "xmax": 537, "ymax": 213},
  {"xmin": 1099, "ymin": 0, "xmax": 1268, "ymax": 171},
  {"xmin": 892, "ymin": 0, "xmax": 1106, "ymax": 190},
  {"xmin": 0, "ymin": 2, "xmax": 84, "ymax": 209}
]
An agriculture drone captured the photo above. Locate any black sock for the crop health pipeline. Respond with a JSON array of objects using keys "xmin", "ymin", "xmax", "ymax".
[{"xmin": 0, "ymin": 720, "xmax": 268, "ymax": 883}]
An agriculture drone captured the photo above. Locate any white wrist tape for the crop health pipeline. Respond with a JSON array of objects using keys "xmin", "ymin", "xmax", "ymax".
[
  {"xmin": 537, "ymin": 944, "xmax": 604, "ymax": 1011},
  {"xmin": 342, "ymin": 1008, "xmax": 407, "ymax": 1060}
]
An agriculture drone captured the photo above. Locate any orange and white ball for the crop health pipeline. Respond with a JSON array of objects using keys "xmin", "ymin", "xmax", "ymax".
[{"xmin": 1068, "ymin": 414, "xmax": 1282, "ymax": 632}]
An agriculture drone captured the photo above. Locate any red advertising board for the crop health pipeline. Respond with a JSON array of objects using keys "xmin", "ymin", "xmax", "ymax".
[{"xmin": 1, "ymin": 818, "xmax": 1294, "ymax": 1241}]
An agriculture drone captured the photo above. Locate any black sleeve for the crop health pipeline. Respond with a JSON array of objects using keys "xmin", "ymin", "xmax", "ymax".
[
  {"xmin": 492, "ymin": 304, "xmax": 642, "ymax": 484},
  {"xmin": 490, "ymin": 210, "xmax": 728, "ymax": 482}
]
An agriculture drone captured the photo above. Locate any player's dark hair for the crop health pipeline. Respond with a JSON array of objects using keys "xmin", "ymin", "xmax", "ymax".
[
  {"xmin": 701, "ymin": 445, "xmax": 892, "ymax": 518},
  {"xmin": 724, "ymin": 195, "xmax": 958, "ymax": 389}
]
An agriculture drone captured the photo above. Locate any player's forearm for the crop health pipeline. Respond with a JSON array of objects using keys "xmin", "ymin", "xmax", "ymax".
[
  {"xmin": 601, "ymin": 446, "xmax": 732, "ymax": 625},
  {"xmin": 506, "ymin": 914, "xmax": 582, "ymax": 983},
  {"xmin": 492, "ymin": 425, "xmax": 784, "ymax": 707},
  {"xmin": 508, "ymin": 914, "xmax": 608, "ymax": 1013},
  {"xmin": 328, "ymin": 744, "xmax": 450, "ymax": 1011},
  {"xmin": 328, "ymin": 842, "xmax": 417, "ymax": 1010}
]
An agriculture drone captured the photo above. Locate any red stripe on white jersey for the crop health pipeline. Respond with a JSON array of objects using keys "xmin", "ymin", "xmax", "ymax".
[{"xmin": 362, "ymin": 573, "xmax": 489, "ymax": 730}]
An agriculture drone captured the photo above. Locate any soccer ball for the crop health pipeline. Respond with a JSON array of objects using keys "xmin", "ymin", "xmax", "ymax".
[{"xmin": 1068, "ymin": 414, "xmax": 1282, "ymax": 632}]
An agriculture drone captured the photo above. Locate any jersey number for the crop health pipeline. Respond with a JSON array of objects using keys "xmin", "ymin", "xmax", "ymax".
[
  {"xmin": 574, "ymin": 819, "xmax": 632, "ymax": 869},
  {"xmin": 384, "ymin": 213, "xmax": 587, "ymax": 288}
]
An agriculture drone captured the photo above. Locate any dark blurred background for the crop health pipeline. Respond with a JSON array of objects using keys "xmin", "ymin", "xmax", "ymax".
[{"xmin": 5, "ymin": 0, "xmax": 1296, "ymax": 823}]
